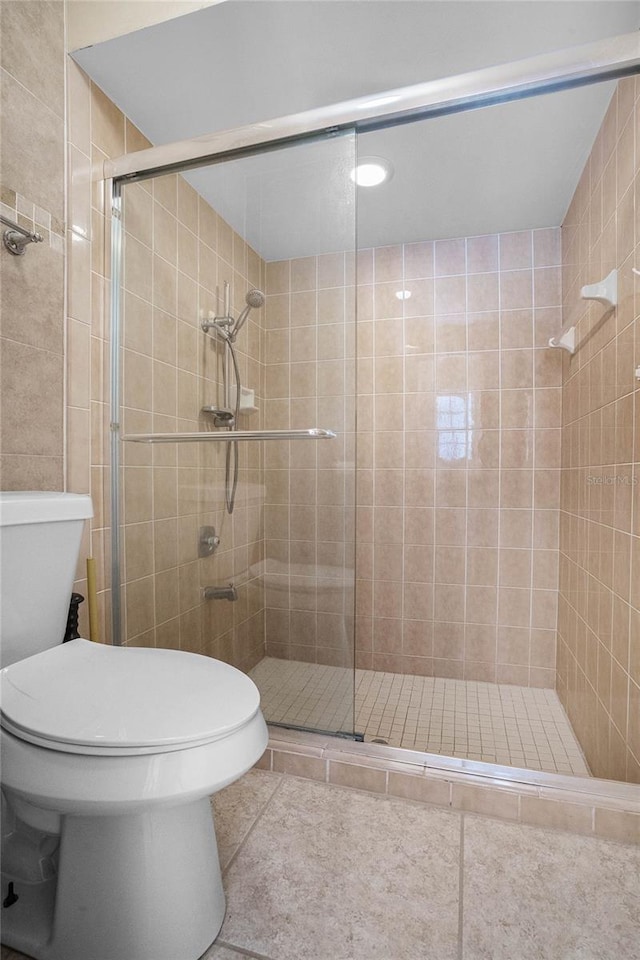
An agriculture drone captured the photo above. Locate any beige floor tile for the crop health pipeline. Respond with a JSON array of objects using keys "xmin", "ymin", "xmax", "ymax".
[
  {"xmin": 462, "ymin": 816, "xmax": 640, "ymax": 959},
  {"xmin": 211, "ymin": 769, "xmax": 282, "ymax": 870},
  {"xmin": 202, "ymin": 944, "xmax": 267, "ymax": 960},
  {"xmin": 220, "ymin": 777, "xmax": 461, "ymax": 959},
  {"xmin": 4, "ymin": 772, "xmax": 639, "ymax": 960}
]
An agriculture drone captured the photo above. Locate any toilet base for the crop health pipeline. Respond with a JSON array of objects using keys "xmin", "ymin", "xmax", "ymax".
[{"xmin": 3, "ymin": 798, "xmax": 225, "ymax": 960}]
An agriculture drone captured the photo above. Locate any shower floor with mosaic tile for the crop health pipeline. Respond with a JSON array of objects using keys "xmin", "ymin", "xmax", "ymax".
[{"xmin": 250, "ymin": 658, "xmax": 590, "ymax": 776}]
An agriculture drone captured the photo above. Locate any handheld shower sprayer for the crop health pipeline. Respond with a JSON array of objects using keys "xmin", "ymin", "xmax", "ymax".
[
  {"xmin": 231, "ymin": 288, "xmax": 265, "ymax": 340},
  {"xmin": 201, "ymin": 285, "xmax": 264, "ymax": 341}
]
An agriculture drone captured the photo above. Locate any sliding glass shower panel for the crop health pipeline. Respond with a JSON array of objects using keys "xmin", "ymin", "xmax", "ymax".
[
  {"xmin": 115, "ymin": 130, "xmax": 358, "ymax": 738},
  {"xmin": 350, "ymin": 76, "xmax": 639, "ymax": 778}
]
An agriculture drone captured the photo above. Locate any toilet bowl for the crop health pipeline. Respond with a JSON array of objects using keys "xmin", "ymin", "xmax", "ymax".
[
  {"xmin": 1, "ymin": 639, "xmax": 268, "ymax": 960},
  {"xmin": 0, "ymin": 493, "xmax": 268, "ymax": 960}
]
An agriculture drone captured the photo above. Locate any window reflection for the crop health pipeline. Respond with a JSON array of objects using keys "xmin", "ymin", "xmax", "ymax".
[{"xmin": 437, "ymin": 394, "xmax": 473, "ymax": 461}]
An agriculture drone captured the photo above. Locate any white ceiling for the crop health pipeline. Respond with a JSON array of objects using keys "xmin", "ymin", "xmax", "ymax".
[
  {"xmin": 73, "ymin": 1, "xmax": 640, "ymax": 260},
  {"xmin": 66, "ymin": 1, "xmax": 222, "ymax": 52}
]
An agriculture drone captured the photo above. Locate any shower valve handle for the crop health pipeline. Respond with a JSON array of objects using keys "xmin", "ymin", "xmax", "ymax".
[{"xmin": 199, "ymin": 526, "xmax": 221, "ymax": 557}]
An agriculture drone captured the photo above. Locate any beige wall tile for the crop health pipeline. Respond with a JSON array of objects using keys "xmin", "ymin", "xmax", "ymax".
[
  {"xmin": 557, "ymin": 78, "xmax": 639, "ymax": 783},
  {"xmin": 0, "ymin": 454, "xmax": 63, "ymax": 491},
  {"xmin": 328, "ymin": 760, "xmax": 387, "ymax": 793},
  {"xmin": 1, "ymin": 339, "xmax": 63, "ymax": 457},
  {"xmin": 90, "ymin": 82, "xmax": 125, "ymax": 158},
  {"xmin": 67, "ymin": 407, "xmax": 91, "ymax": 493},
  {"xmin": 593, "ymin": 808, "xmax": 640, "ymax": 844},
  {"xmin": 153, "ymin": 175, "xmax": 178, "ymax": 216},
  {"xmin": 2, "ymin": 1, "xmax": 65, "ymax": 118},
  {"xmin": 499, "ymin": 231, "xmax": 532, "ymax": 271},
  {"xmin": 435, "ymin": 238, "xmax": 465, "ymax": 277},
  {"xmin": 273, "ymin": 752, "xmax": 327, "ymax": 781},
  {"xmin": 125, "ymin": 576, "xmax": 155, "ymax": 639},
  {"xmin": 124, "ymin": 184, "xmax": 153, "ymax": 247},
  {"xmin": 1, "ymin": 241, "xmax": 65, "ymax": 353},
  {"xmin": 69, "ymin": 145, "xmax": 92, "ymax": 242},
  {"xmin": 452, "ymin": 783, "xmax": 519, "ymax": 819},
  {"xmin": 388, "ymin": 772, "xmax": 450, "ymax": 806},
  {"xmin": 404, "ymin": 241, "xmax": 434, "ymax": 279},
  {"xmin": 266, "ymin": 260, "xmax": 290, "ymax": 294},
  {"xmin": 1, "ymin": 70, "xmax": 64, "ymax": 221},
  {"xmin": 519, "ymin": 796, "xmax": 593, "ymax": 834}
]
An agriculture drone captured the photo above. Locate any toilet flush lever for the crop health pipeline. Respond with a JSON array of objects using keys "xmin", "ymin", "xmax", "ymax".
[
  {"xmin": 3, "ymin": 882, "xmax": 19, "ymax": 908},
  {"xmin": 199, "ymin": 526, "xmax": 220, "ymax": 558}
]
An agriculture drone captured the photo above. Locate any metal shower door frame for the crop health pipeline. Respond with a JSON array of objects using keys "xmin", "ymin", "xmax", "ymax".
[{"xmin": 105, "ymin": 31, "xmax": 639, "ymax": 184}]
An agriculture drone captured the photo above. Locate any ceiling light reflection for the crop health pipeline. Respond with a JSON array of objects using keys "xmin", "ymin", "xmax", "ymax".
[{"xmin": 350, "ymin": 157, "xmax": 394, "ymax": 187}]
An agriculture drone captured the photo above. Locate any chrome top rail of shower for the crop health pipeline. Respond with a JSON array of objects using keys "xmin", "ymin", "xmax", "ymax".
[
  {"xmin": 121, "ymin": 428, "xmax": 337, "ymax": 443},
  {"xmin": 103, "ymin": 31, "xmax": 640, "ymax": 183}
]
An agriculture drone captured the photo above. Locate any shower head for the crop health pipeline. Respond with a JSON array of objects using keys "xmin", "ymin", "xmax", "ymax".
[
  {"xmin": 245, "ymin": 288, "xmax": 265, "ymax": 309},
  {"xmin": 231, "ymin": 288, "xmax": 265, "ymax": 339}
]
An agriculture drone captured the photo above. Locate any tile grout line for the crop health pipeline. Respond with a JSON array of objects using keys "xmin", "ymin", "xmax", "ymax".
[
  {"xmin": 458, "ymin": 813, "xmax": 465, "ymax": 960},
  {"xmin": 213, "ymin": 939, "xmax": 276, "ymax": 960},
  {"xmin": 220, "ymin": 774, "xmax": 286, "ymax": 879}
]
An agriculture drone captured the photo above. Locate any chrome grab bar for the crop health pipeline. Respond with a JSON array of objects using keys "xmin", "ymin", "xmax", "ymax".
[{"xmin": 121, "ymin": 428, "xmax": 336, "ymax": 443}]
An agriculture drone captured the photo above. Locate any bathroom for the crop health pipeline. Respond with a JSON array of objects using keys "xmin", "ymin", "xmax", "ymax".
[{"xmin": 0, "ymin": 1, "xmax": 639, "ymax": 958}]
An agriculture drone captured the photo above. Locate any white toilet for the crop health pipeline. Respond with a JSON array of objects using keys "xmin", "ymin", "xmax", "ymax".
[{"xmin": 0, "ymin": 492, "xmax": 268, "ymax": 960}]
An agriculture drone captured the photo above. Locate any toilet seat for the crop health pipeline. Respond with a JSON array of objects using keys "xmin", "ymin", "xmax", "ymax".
[{"xmin": 0, "ymin": 638, "xmax": 261, "ymax": 756}]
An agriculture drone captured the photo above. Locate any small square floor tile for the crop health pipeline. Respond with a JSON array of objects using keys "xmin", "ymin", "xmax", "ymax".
[{"xmin": 251, "ymin": 659, "xmax": 590, "ymax": 776}]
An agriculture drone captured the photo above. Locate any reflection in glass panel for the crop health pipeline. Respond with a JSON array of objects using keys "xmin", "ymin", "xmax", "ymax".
[
  {"xmin": 353, "ymin": 76, "xmax": 639, "ymax": 782},
  {"xmin": 437, "ymin": 395, "xmax": 473, "ymax": 462},
  {"xmin": 117, "ymin": 130, "xmax": 357, "ymax": 738}
]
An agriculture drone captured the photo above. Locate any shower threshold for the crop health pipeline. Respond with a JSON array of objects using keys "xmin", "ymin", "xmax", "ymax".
[
  {"xmin": 249, "ymin": 658, "xmax": 590, "ymax": 778},
  {"xmin": 269, "ymin": 723, "xmax": 365, "ymax": 742}
]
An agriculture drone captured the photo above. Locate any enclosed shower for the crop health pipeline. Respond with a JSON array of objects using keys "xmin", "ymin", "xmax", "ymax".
[{"xmin": 105, "ymin": 32, "xmax": 639, "ymax": 785}]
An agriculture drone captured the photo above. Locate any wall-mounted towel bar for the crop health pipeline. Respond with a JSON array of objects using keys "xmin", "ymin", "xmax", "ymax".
[
  {"xmin": 581, "ymin": 268, "xmax": 617, "ymax": 310},
  {"xmin": 549, "ymin": 269, "xmax": 618, "ymax": 355},
  {"xmin": 1, "ymin": 214, "xmax": 44, "ymax": 256},
  {"xmin": 121, "ymin": 428, "xmax": 336, "ymax": 443},
  {"xmin": 548, "ymin": 326, "xmax": 576, "ymax": 354}
]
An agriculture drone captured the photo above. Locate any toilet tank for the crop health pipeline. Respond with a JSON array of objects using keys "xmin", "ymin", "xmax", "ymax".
[{"xmin": 0, "ymin": 493, "xmax": 93, "ymax": 668}]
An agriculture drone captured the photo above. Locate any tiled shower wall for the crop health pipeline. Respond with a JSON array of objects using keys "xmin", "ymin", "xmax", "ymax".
[
  {"xmin": 0, "ymin": 1, "xmax": 66, "ymax": 490},
  {"xmin": 66, "ymin": 62, "xmax": 267, "ymax": 672},
  {"xmin": 119, "ymin": 172, "xmax": 266, "ymax": 669},
  {"xmin": 557, "ymin": 76, "xmax": 640, "ymax": 783},
  {"xmin": 356, "ymin": 233, "xmax": 565, "ymax": 686},
  {"xmin": 264, "ymin": 231, "xmax": 564, "ymax": 686},
  {"xmin": 262, "ymin": 256, "xmax": 357, "ymax": 667}
]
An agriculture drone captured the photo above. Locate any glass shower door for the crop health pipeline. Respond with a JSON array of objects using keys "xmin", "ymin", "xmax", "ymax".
[{"xmin": 112, "ymin": 129, "xmax": 358, "ymax": 738}]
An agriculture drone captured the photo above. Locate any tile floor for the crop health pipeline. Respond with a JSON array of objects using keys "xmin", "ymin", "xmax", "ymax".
[
  {"xmin": 5, "ymin": 769, "xmax": 637, "ymax": 960},
  {"xmin": 251, "ymin": 657, "xmax": 590, "ymax": 776}
]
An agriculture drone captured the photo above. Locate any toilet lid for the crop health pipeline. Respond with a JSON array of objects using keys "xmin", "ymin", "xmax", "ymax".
[{"xmin": 0, "ymin": 639, "xmax": 261, "ymax": 754}]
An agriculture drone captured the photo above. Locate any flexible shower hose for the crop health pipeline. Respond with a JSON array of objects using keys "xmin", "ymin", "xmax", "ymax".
[{"xmin": 224, "ymin": 338, "xmax": 241, "ymax": 514}]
